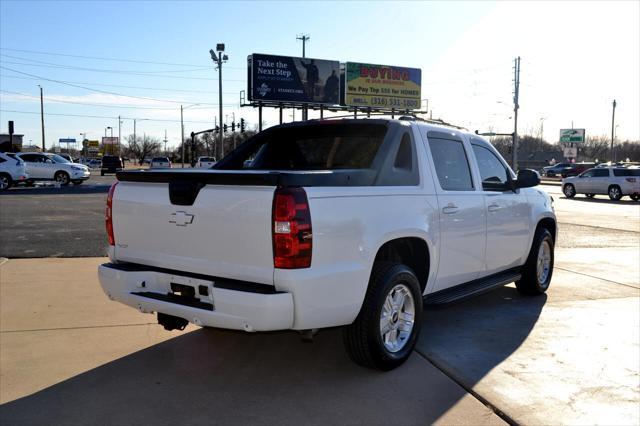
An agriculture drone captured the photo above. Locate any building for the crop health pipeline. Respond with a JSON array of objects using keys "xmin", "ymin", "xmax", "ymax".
[{"xmin": 0, "ymin": 133, "xmax": 24, "ymax": 152}]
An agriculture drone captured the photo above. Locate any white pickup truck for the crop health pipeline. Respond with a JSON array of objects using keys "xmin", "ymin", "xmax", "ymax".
[{"xmin": 99, "ymin": 118, "xmax": 556, "ymax": 370}]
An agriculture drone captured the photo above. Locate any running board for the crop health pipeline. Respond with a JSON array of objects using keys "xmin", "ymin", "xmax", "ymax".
[{"xmin": 424, "ymin": 270, "xmax": 521, "ymax": 306}]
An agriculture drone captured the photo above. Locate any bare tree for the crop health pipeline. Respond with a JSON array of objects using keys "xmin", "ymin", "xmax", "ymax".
[{"xmin": 126, "ymin": 134, "xmax": 161, "ymax": 165}]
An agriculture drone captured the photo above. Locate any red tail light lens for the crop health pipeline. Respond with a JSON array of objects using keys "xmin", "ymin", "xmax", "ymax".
[
  {"xmin": 106, "ymin": 182, "xmax": 119, "ymax": 246},
  {"xmin": 272, "ymin": 187, "xmax": 312, "ymax": 269}
]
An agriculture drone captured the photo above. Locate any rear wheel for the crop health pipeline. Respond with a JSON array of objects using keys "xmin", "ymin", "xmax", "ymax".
[
  {"xmin": 0, "ymin": 173, "xmax": 12, "ymax": 190},
  {"xmin": 608, "ymin": 185, "xmax": 622, "ymax": 200},
  {"xmin": 563, "ymin": 183, "xmax": 576, "ymax": 198},
  {"xmin": 54, "ymin": 171, "xmax": 70, "ymax": 186},
  {"xmin": 100, "ymin": 170, "xmax": 105, "ymax": 176},
  {"xmin": 343, "ymin": 262, "xmax": 423, "ymax": 371},
  {"xmin": 516, "ymin": 228, "xmax": 554, "ymax": 295}
]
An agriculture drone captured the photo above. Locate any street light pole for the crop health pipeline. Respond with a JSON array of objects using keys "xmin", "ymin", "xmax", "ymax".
[
  {"xmin": 180, "ymin": 105, "xmax": 185, "ymax": 167},
  {"xmin": 611, "ymin": 99, "xmax": 617, "ymax": 163},
  {"xmin": 210, "ymin": 45, "xmax": 228, "ymax": 160},
  {"xmin": 38, "ymin": 85, "xmax": 45, "ymax": 151}
]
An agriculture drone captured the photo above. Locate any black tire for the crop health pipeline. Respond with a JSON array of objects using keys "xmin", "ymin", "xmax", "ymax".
[
  {"xmin": 516, "ymin": 228, "xmax": 554, "ymax": 295},
  {"xmin": 0, "ymin": 173, "xmax": 12, "ymax": 190},
  {"xmin": 72, "ymin": 180, "xmax": 83, "ymax": 185},
  {"xmin": 343, "ymin": 262, "xmax": 423, "ymax": 371},
  {"xmin": 585, "ymin": 193, "xmax": 595, "ymax": 198},
  {"xmin": 563, "ymin": 183, "xmax": 576, "ymax": 198},
  {"xmin": 631, "ymin": 194, "xmax": 639, "ymax": 201},
  {"xmin": 54, "ymin": 171, "xmax": 71, "ymax": 186},
  {"xmin": 608, "ymin": 185, "xmax": 622, "ymax": 200},
  {"xmin": 101, "ymin": 170, "xmax": 105, "ymax": 176}
]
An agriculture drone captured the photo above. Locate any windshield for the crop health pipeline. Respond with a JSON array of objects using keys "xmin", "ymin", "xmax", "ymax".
[{"xmin": 48, "ymin": 154, "xmax": 71, "ymax": 164}]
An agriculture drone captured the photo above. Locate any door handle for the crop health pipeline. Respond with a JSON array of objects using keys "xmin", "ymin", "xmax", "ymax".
[
  {"xmin": 488, "ymin": 203, "xmax": 501, "ymax": 212},
  {"xmin": 442, "ymin": 204, "xmax": 459, "ymax": 214}
]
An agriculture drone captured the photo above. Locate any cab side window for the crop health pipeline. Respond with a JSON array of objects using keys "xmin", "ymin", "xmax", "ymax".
[
  {"xmin": 428, "ymin": 137, "xmax": 474, "ymax": 191},
  {"xmin": 20, "ymin": 154, "xmax": 39, "ymax": 162},
  {"xmin": 580, "ymin": 170, "xmax": 594, "ymax": 178},
  {"xmin": 592, "ymin": 169, "xmax": 609, "ymax": 177},
  {"xmin": 472, "ymin": 144, "xmax": 510, "ymax": 191}
]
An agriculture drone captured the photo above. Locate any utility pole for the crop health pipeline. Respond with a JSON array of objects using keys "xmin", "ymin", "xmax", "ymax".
[
  {"xmin": 133, "ymin": 119, "xmax": 137, "ymax": 159},
  {"xmin": 210, "ymin": 44, "xmax": 228, "ymax": 160},
  {"xmin": 164, "ymin": 130, "xmax": 168, "ymax": 155},
  {"xmin": 297, "ymin": 34, "xmax": 310, "ymax": 120},
  {"xmin": 180, "ymin": 105, "xmax": 185, "ymax": 167},
  {"xmin": 611, "ymin": 99, "xmax": 617, "ymax": 163},
  {"xmin": 118, "ymin": 115, "xmax": 121, "ymax": 156},
  {"xmin": 512, "ymin": 56, "xmax": 521, "ymax": 171},
  {"xmin": 38, "ymin": 85, "xmax": 45, "ymax": 151}
]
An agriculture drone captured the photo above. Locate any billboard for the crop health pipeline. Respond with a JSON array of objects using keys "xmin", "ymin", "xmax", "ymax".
[
  {"xmin": 87, "ymin": 140, "xmax": 100, "ymax": 148},
  {"xmin": 102, "ymin": 137, "xmax": 119, "ymax": 145},
  {"xmin": 344, "ymin": 62, "xmax": 422, "ymax": 109},
  {"xmin": 559, "ymin": 129, "xmax": 585, "ymax": 143},
  {"xmin": 248, "ymin": 53, "xmax": 340, "ymax": 105}
]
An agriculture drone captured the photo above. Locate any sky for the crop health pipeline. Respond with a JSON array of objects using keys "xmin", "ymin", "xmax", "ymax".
[{"xmin": 0, "ymin": 0, "xmax": 638, "ymax": 151}]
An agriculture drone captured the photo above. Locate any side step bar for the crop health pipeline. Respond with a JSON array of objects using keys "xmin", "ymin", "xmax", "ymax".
[{"xmin": 424, "ymin": 269, "xmax": 522, "ymax": 306}]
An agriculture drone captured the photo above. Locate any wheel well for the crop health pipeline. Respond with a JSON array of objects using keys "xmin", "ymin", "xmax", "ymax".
[
  {"xmin": 536, "ymin": 218, "xmax": 557, "ymax": 242},
  {"xmin": 374, "ymin": 237, "xmax": 429, "ymax": 292}
]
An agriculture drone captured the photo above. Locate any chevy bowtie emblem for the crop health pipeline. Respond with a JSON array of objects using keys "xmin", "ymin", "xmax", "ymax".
[{"xmin": 169, "ymin": 211, "xmax": 194, "ymax": 226}]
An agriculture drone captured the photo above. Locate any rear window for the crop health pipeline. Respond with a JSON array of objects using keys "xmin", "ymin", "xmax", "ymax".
[
  {"xmin": 216, "ymin": 123, "xmax": 387, "ymax": 170},
  {"xmin": 199, "ymin": 157, "xmax": 215, "ymax": 162},
  {"xmin": 152, "ymin": 157, "xmax": 169, "ymax": 162},
  {"xmin": 613, "ymin": 169, "xmax": 640, "ymax": 177}
]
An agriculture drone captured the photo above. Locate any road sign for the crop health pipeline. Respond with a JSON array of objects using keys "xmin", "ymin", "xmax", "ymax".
[
  {"xmin": 59, "ymin": 138, "xmax": 76, "ymax": 144},
  {"xmin": 560, "ymin": 129, "xmax": 585, "ymax": 143},
  {"xmin": 563, "ymin": 147, "xmax": 578, "ymax": 158}
]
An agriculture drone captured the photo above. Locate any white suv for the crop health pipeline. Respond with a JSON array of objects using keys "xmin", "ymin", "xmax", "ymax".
[
  {"xmin": 562, "ymin": 167, "xmax": 640, "ymax": 200},
  {"xmin": 16, "ymin": 152, "xmax": 91, "ymax": 186},
  {"xmin": 0, "ymin": 152, "xmax": 29, "ymax": 190}
]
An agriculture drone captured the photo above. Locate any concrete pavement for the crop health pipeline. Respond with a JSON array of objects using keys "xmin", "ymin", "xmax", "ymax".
[{"xmin": 0, "ymin": 257, "xmax": 504, "ymax": 426}]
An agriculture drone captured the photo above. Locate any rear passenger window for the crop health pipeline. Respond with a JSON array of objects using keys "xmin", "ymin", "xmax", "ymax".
[
  {"xmin": 428, "ymin": 138, "xmax": 474, "ymax": 191},
  {"xmin": 613, "ymin": 169, "xmax": 640, "ymax": 177},
  {"xmin": 394, "ymin": 133, "xmax": 412, "ymax": 170},
  {"xmin": 592, "ymin": 169, "xmax": 609, "ymax": 177}
]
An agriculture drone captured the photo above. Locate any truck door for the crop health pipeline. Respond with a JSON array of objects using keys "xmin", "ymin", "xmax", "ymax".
[{"xmin": 423, "ymin": 131, "xmax": 486, "ymax": 291}]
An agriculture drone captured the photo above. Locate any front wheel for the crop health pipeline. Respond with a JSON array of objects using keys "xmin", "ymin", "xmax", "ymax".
[
  {"xmin": 563, "ymin": 184, "xmax": 576, "ymax": 198},
  {"xmin": 516, "ymin": 228, "xmax": 554, "ymax": 295},
  {"xmin": 0, "ymin": 173, "xmax": 12, "ymax": 190},
  {"xmin": 54, "ymin": 171, "xmax": 70, "ymax": 186},
  {"xmin": 343, "ymin": 262, "xmax": 423, "ymax": 371},
  {"xmin": 608, "ymin": 185, "xmax": 622, "ymax": 200}
]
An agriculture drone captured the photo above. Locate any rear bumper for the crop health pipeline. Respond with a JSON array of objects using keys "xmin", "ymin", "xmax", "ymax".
[{"xmin": 98, "ymin": 263, "xmax": 294, "ymax": 332}]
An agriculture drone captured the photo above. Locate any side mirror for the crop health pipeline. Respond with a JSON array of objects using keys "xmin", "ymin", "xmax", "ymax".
[{"xmin": 514, "ymin": 169, "xmax": 540, "ymax": 189}]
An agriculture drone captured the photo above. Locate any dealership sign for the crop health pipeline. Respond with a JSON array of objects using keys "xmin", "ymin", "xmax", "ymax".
[
  {"xmin": 102, "ymin": 137, "xmax": 119, "ymax": 145},
  {"xmin": 559, "ymin": 128, "xmax": 585, "ymax": 143},
  {"xmin": 248, "ymin": 53, "xmax": 340, "ymax": 104},
  {"xmin": 344, "ymin": 62, "xmax": 421, "ymax": 109}
]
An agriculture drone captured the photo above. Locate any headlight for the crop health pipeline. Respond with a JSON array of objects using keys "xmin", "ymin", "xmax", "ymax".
[{"xmin": 71, "ymin": 166, "xmax": 86, "ymax": 171}]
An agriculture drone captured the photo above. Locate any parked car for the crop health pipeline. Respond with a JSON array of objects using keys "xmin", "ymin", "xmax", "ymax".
[
  {"xmin": 195, "ymin": 156, "xmax": 216, "ymax": 168},
  {"xmin": 0, "ymin": 152, "xmax": 29, "ymax": 190},
  {"xmin": 542, "ymin": 162, "xmax": 572, "ymax": 177},
  {"xmin": 101, "ymin": 155, "xmax": 124, "ymax": 176},
  {"xmin": 16, "ymin": 152, "xmax": 90, "ymax": 186},
  {"xmin": 560, "ymin": 162, "xmax": 595, "ymax": 178},
  {"xmin": 563, "ymin": 167, "xmax": 640, "ymax": 200},
  {"xmin": 87, "ymin": 159, "xmax": 102, "ymax": 169},
  {"xmin": 98, "ymin": 118, "xmax": 556, "ymax": 371},
  {"xmin": 150, "ymin": 157, "xmax": 172, "ymax": 169}
]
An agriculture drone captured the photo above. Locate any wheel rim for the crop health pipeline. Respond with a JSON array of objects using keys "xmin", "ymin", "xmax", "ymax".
[
  {"xmin": 536, "ymin": 240, "xmax": 552, "ymax": 286},
  {"xmin": 380, "ymin": 283, "xmax": 415, "ymax": 353},
  {"xmin": 610, "ymin": 187, "xmax": 620, "ymax": 198},
  {"xmin": 564, "ymin": 185, "xmax": 574, "ymax": 197},
  {"xmin": 0, "ymin": 176, "xmax": 8, "ymax": 189},
  {"xmin": 56, "ymin": 173, "xmax": 69, "ymax": 184}
]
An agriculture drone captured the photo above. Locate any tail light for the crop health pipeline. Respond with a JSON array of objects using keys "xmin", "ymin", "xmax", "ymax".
[
  {"xmin": 272, "ymin": 187, "xmax": 312, "ymax": 268},
  {"xmin": 626, "ymin": 178, "xmax": 636, "ymax": 183},
  {"xmin": 106, "ymin": 181, "xmax": 119, "ymax": 246}
]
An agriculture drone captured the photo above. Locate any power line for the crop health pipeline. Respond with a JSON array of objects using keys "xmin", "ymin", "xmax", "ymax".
[
  {"xmin": 0, "ymin": 109, "xmax": 216, "ymax": 124},
  {"xmin": 0, "ymin": 90, "xmax": 238, "ymax": 110},
  {"xmin": 0, "ymin": 74, "xmax": 241, "ymax": 95},
  {"xmin": 0, "ymin": 47, "xmax": 247, "ymax": 69},
  {"xmin": 0, "ymin": 66, "xmax": 222, "ymax": 105}
]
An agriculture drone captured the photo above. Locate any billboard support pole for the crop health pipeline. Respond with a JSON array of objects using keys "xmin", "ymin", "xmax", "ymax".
[
  {"xmin": 279, "ymin": 104, "xmax": 283, "ymax": 124},
  {"xmin": 320, "ymin": 106, "xmax": 324, "ymax": 119},
  {"xmin": 367, "ymin": 107, "xmax": 371, "ymax": 118},
  {"xmin": 353, "ymin": 108, "xmax": 357, "ymax": 119},
  {"xmin": 258, "ymin": 102, "xmax": 263, "ymax": 132},
  {"xmin": 391, "ymin": 108, "xmax": 395, "ymax": 119}
]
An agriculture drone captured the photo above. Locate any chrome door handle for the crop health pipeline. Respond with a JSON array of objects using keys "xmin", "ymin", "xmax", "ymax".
[
  {"xmin": 442, "ymin": 204, "xmax": 459, "ymax": 214},
  {"xmin": 488, "ymin": 203, "xmax": 501, "ymax": 212}
]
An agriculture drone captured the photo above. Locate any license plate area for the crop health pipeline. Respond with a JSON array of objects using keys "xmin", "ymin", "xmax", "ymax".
[{"xmin": 168, "ymin": 275, "xmax": 215, "ymax": 310}]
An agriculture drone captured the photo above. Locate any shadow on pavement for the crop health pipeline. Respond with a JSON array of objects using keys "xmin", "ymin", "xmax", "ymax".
[
  {"xmin": 0, "ymin": 185, "xmax": 110, "ymax": 196},
  {"xmin": 0, "ymin": 327, "xmax": 480, "ymax": 426},
  {"xmin": 419, "ymin": 286, "xmax": 546, "ymax": 395},
  {"xmin": 559, "ymin": 195, "xmax": 638, "ymax": 205}
]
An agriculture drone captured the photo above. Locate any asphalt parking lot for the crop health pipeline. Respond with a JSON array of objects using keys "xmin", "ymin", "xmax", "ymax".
[{"xmin": 0, "ymin": 182, "xmax": 638, "ymax": 425}]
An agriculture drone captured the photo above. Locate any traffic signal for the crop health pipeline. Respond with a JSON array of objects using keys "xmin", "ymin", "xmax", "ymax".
[
  {"xmin": 240, "ymin": 118, "xmax": 245, "ymax": 133},
  {"xmin": 231, "ymin": 121, "xmax": 236, "ymax": 132},
  {"xmin": 223, "ymin": 124, "xmax": 228, "ymax": 133},
  {"xmin": 214, "ymin": 126, "xmax": 220, "ymax": 134}
]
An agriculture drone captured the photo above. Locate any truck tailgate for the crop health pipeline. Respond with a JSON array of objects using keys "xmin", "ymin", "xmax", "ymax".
[{"xmin": 111, "ymin": 180, "xmax": 276, "ymax": 285}]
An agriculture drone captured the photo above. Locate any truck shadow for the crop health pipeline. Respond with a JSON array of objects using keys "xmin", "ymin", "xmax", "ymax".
[
  {"xmin": 0, "ymin": 286, "xmax": 544, "ymax": 425},
  {"xmin": 560, "ymin": 195, "xmax": 638, "ymax": 205}
]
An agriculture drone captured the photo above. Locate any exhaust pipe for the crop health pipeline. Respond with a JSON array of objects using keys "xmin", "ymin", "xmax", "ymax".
[{"xmin": 158, "ymin": 313, "xmax": 188, "ymax": 331}]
